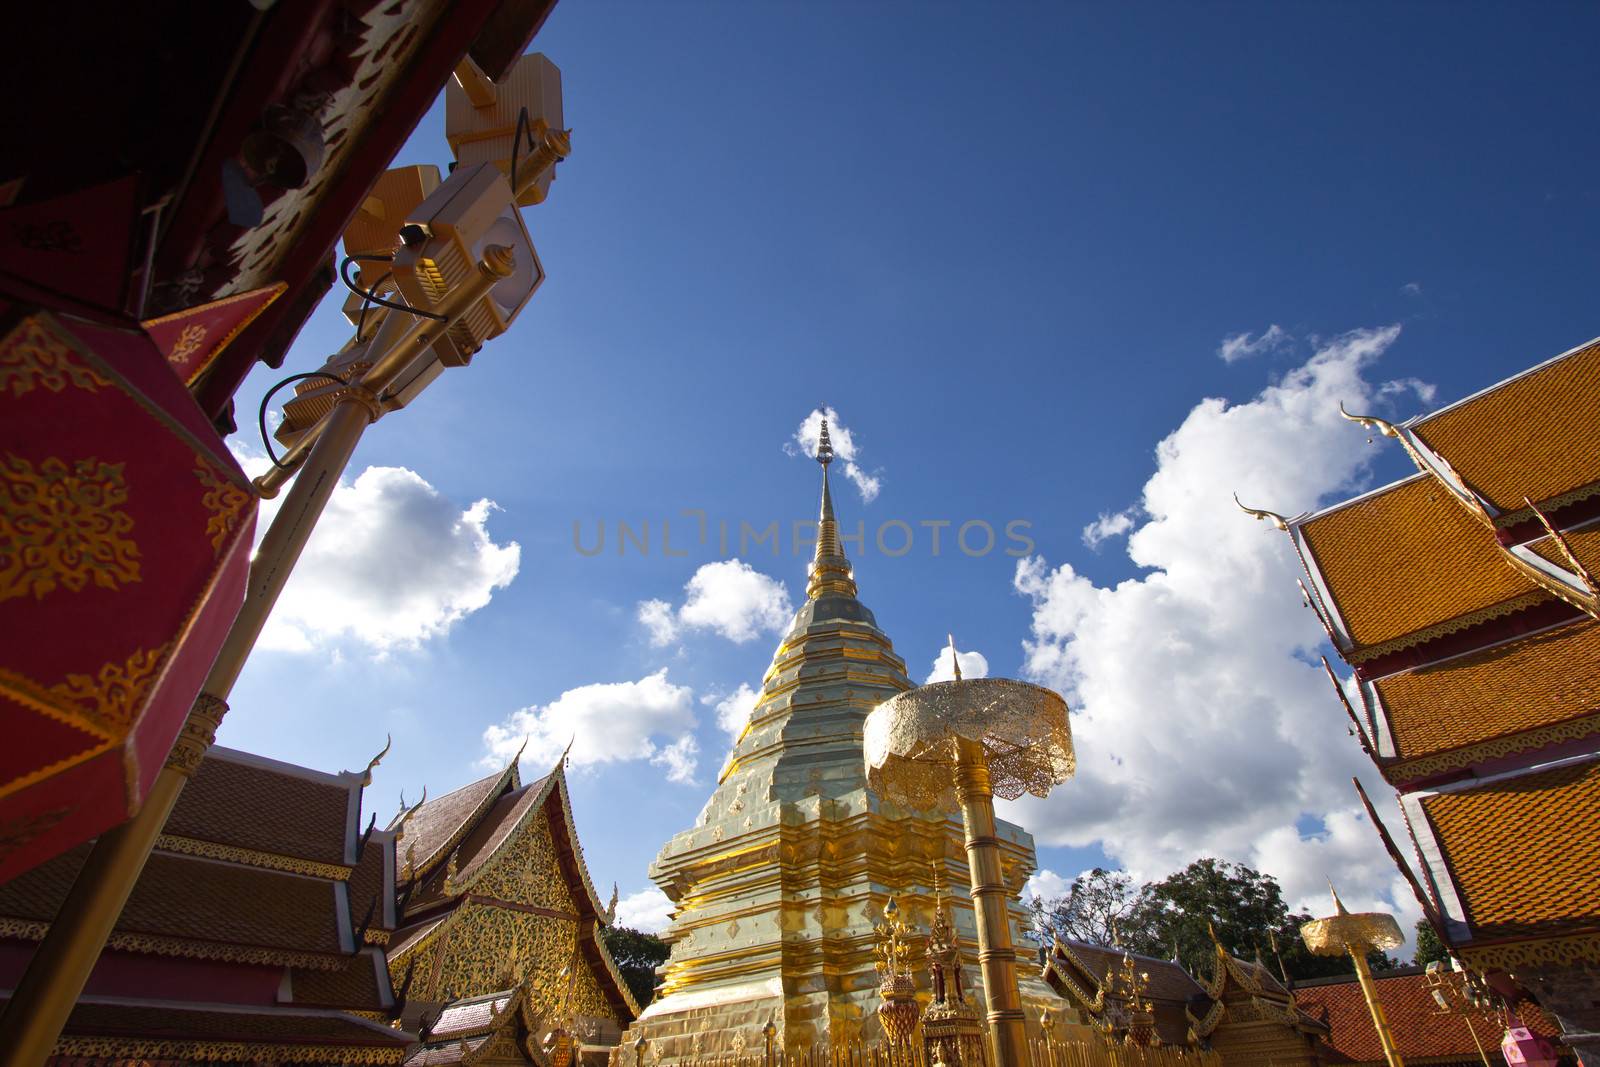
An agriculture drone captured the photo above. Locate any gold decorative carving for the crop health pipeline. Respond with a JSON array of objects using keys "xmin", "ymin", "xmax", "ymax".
[
  {"xmin": 0, "ymin": 318, "xmax": 110, "ymax": 397},
  {"xmin": 54, "ymin": 1035, "xmax": 405, "ymax": 1063},
  {"xmin": 0, "ymin": 453, "xmax": 140, "ymax": 601},
  {"xmin": 47, "ymin": 643, "xmax": 170, "ymax": 733},
  {"xmin": 193, "ymin": 459, "xmax": 253, "ymax": 554},
  {"xmin": 164, "ymin": 693, "xmax": 228, "ymax": 777},
  {"xmin": 1384, "ymin": 712, "xmax": 1600, "ymax": 785},
  {"xmin": 1457, "ymin": 932, "xmax": 1600, "ymax": 974},
  {"xmin": 168, "ymin": 322, "xmax": 208, "ymax": 365},
  {"xmin": 0, "ymin": 917, "xmax": 347, "ymax": 971},
  {"xmin": 154, "ymin": 833, "xmax": 352, "ymax": 881}
]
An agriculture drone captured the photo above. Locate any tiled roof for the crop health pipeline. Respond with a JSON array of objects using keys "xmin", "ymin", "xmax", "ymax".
[
  {"xmin": 395, "ymin": 766, "xmax": 514, "ymax": 880},
  {"xmin": 1295, "ymin": 969, "xmax": 1562, "ymax": 1064},
  {"xmin": 165, "ymin": 748, "xmax": 359, "ymax": 867},
  {"xmin": 1374, "ymin": 619, "xmax": 1600, "ymax": 762},
  {"xmin": 1300, "ymin": 476, "xmax": 1535, "ymax": 649},
  {"xmin": 1411, "ymin": 337, "xmax": 1600, "ymax": 515},
  {"xmin": 2, "ymin": 993, "xmax": 414, "ymax": 1050},
  {"xmin": 350, "ymin": 829, "xmax": 397, "ymax": 936},
  {"xmin": 403, "ymin": 776, "xmax": 553, "ymax": 915},
  {"xmin": 427, "ymin": 990, "xmax": 517, "ymax": 1038},
  {"xmin": 1530, "ymin": 524, "xmax": 1600, "ymax": 576},
  {"xmin": 1055, "ymin": 941, "xmax": 1205, "ymax": 1004},
  {"xmin": 1421, "ymin": 757, "xmax": 1600, "ymax": 938},
  {"xmin": 0, "ymin": 845, "xmax": 346, "ymax": 961},
  {"xmin": 290, "ymin": 947, "xmax": 392, "ymax": 1011}
]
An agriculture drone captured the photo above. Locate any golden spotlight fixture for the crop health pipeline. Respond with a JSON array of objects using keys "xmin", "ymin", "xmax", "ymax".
[{"xmin": 447, "ymin": 53, "xmax": 567, "ymax": 205}]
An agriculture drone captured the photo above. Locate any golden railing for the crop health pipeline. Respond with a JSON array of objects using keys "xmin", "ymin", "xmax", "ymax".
[{"xmin": 639, "ymin": 1036, "xmax": 1223, "ymax": 1067}]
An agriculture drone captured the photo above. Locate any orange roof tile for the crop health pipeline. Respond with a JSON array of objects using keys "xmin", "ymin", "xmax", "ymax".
[
  {"xmin": 1296, "ymin": 970, "xmax": 1561, "ymax": 1064},
  {"xmin": 1412, "ymin": 338, "xmax": 1600, "ymax": 515},
  {"xmin": 1529, "ymin": 524, "xmax": 1600, "ymax": 577},
  {"xmin": 1422, "ymin": 757, "xmax": 1600, "ymax": 938},
  {"xmin": 1375, "ymin": 620, "xmax": 1600, "ymax": 762},
  {"xmin": 1301, "ymin": 476, "xmax": 1536, "ymax": 650}
]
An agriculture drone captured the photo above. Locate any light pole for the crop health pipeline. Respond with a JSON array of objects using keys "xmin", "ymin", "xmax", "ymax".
[
  {"xmin": 0, "ymin": 113, "xmax": 564, "ymax": 1063},
  {"xmin": 864, "ymin": 639, "xmax": 1076, "ymax": 1067},
  {"xmin": 1300, "ymin": 885, "xmax": 1408, "ymax": 1067}
]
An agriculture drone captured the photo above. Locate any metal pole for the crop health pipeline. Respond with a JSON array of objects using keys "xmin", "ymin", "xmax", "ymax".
[
  {"xmin": 0, "ymin": 250, "xmax": 513, "ymax": 1066},
  {"xmin": 953, "ymin": 736, "xmax": 1030, "ymax": 1067},
  {"xmin": 1349, "ymin": 949, "xmax": 1406, "ymax": 1067}
]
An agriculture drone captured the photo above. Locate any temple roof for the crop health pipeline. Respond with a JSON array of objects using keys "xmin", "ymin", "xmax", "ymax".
[
  {"xmin": 1295, "ymin": 968, "xmax": 1564, "ymax": 1065},
  {"xmin": 11, "ymin": 993, "xmax": 414, "ymax": 1062},
  {"xmin": 164, "ymin": 746, "xmax": 366, "ymax": 868},
  {"xmin": 1411, "ymin": 755, "xmax": 1600, "ymax": 944},
  {"xmin": 1298, "ymin": 474, "xmax": 1541, "ymax": 654},
  {"xmin": 405, "ymin": 986, "xmax": 544, "ymax": 1065},
  {"xmin": 1408, "ymin": 336, "xmax": 1600, "ymax": 518},
  {"xmin": 1042, "ymin": 939, "xmax": 1205, "ymax": 1047},
  {"xmin": 394, "ymin": 762, "xmax": 519, "ymax": 881},
  {"xmin": 1369, "ymin": 617, "xmax": 1600, "ymax": 778}
]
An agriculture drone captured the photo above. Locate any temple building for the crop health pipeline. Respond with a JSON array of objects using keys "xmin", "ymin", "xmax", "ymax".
[
  {"xmin": 1295, "ymin": 967, "xmax": 1573, "ymax": 1066},
  {"xmin": 0, "ymin": 741, "xmax": 637, "ymax": 1063},
  {"xmin": 619, "ymin": 426, "xmax": 1066, "ymax": 1058},
  {"xmin": 1247, "ymin": 335, "xmax": 1600, "ymax": 1063},
  {"xmin": 1042, "ymin": 934, "xmax": 1327, "ymax": 1064},
  {"xmin": 389, "ymin": 755, "xmax": 640, "ymax": 1058},
  {"xmin": 0, "ymin": 746, "xmax": 411, "ymax": 1062}
]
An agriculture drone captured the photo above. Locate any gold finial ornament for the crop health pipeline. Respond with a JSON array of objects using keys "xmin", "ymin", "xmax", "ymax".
[
  {"xmin": 805, "ymin": 411, "xmax": 856, "ymax": 600},
  {"xmin": 947, "ymin": 634, "xmax": 962, "ymax": 681},
  {"xmin": 354, "ymin": 733, "xmax": 392, "ymax": 787},
  {"xmin": 874, "ymin": 894, "xmax": 922, "ymax": 1047},
  {"xmin": 1233, "ymin": 492, "xmax": 1290, "ymax": 531},
  {"xmin": 1301, "ymin": 883, "xmax": 1407, "ymax": 1067},
  {"xmin": 1339, "ymin": 401, "xmax": 1401, "ymax": 439}
]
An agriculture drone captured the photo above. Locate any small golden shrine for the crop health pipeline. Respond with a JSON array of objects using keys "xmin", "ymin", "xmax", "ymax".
[
  {"xmin": 1191, "ymin": 933, "xmax": 1325, "ymax": 1067},
  {"xmin": 1243, "ymin": 334, "xmax": 1600, "ymax": 1060},
  {"xmin": 388, "ymin": 754, "xmax": 640, "ymax": 1060}
]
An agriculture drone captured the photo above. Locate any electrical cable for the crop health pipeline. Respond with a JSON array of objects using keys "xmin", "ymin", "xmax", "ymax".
[
  {"xmin": 338, "ymin": 255, "xmax": 446, "ymax": 321},
  {"xmin": 356, "ymin": 270, "xmax": 393, "ymax": 343},
  {"xmin": 257, "ymin": 371, "xmax": 350, "ymax": 470}
]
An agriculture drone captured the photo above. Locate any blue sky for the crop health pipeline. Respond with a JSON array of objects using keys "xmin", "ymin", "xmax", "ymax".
[{"xmin": 222, "ymin": 2, "xmax": 1600, "ymax": 932}]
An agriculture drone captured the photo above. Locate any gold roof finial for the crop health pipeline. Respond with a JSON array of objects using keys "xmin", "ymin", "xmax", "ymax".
[
  {"xmin": 354, "ymin": 734, "xmax": 391, "ymax": 787},
  {"xmin": 1328, "ymin": 879, "xmax": 1350, "ymax": 915},
  {"xmin": 1338, "ymin": 401, "xmax": 1400, "ymax": 440},
  {"xmin": 947, "ymin": 634, "xmax": 962, "ymax": 681},
  {"xmin": 806, "ymin": 410, "xmax": 857, "ymax": 600},
  {"xmin": 1233, "ymin": 492, "xmax": 1290, "ymax": 531}
]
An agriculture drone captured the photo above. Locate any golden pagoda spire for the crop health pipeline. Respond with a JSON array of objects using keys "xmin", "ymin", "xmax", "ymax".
[{"xmin": 806, "ymin": 414, "xmax": 858, "ymax": 600}]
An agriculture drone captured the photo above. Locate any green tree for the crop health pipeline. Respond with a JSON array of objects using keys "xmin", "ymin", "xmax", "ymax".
[
  {"xmin": 1413, "ymin": 918, "xmax": 1448, "ymax": 968},
  {"xmin": 1029, "ymin": 867, "xmax": 1138, "ymax": 947},
  {"xmin": 1116, "ymin": 859, "xmax": 1395, "ymax": 981},
  {"xmin": 602, "ymin": 926, "xmax": 669, "ymax": 1008}
]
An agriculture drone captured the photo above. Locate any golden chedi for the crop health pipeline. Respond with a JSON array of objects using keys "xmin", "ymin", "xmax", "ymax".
[{"xmin": 618, "ymin": 421, "xmax": 1066, "ymax": 1058}]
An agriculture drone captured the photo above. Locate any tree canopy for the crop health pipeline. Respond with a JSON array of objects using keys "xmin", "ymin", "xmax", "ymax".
[
  {"xmin": 1030, "ymin": 858, "xmax": 1399, "ymax": 982},
  {"xmin": 601, "ymin": 925, "xmax": 670, "ymax": 1008}
]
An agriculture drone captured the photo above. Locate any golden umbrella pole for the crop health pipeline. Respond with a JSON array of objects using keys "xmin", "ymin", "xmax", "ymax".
[
  {"xmin": 0, "ymin": 249, "xmax": 516, "ymax": 1067},
  {"xmin": 1300, "ymin": 885, "xmax": 1408, "ymax": 1067},
  {"xmin": 865, "ymin": 638, "xmax": 1076, "ymax": 1067}
]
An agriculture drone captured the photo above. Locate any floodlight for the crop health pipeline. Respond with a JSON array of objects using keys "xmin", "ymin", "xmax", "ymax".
[
  {"xmin": 446, "ymin": 53, "xmax": 565, "ymax": 205},
  {"xmin": 390, "ymin": 162, "xmax": 542, "ymax": 366},
  {"xmin": 342, "ymin": 164, "xmax": 441, "ymax": 289}
]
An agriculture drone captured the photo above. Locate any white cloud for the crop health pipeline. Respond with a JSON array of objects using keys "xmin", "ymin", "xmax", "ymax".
[
  {"xmin": 244, "ymin": 458, "xmax": 520, "ymax": 654},
  {"xmin": 481, "ymin": 668, "xmax": 699, "ymax": 783},
  {"xmin": 615, "ymin": 887, "xmax": 675, "ymax": 934},
  {"xmin": 637, "ymin": 560, "xmax": 792, "ymax": 646},
  {"xmin": 1082, "ymin": 509, "xmax": 1137, "ymax": 549},
  {"xmin": 637, "ymin": 598, "xmax": 678, "ymax": 646},
  {"xmin": 707, "ymin": 683, "xmax": 761, "ymax": 738},
  {"xmin": 1025, "ymin": 868, "xmax": 1072, "ymax": 902},
  {"xmin": 1007, "ymin": 326, "xmax": 1426, "ymax": 942},
  {"xmin": 789, "ymin": 406, "xmax": 882, "ymax": 502},
  {"xmin": 925, "ymin": 647, "xmax": 989, "ymax": 684},
  {"xmin": 1401, "ymin": 282, "xmax": 1423, "ymax": 297},
  {"xmin": 1217, "ymin": 324, "xmax": 1291, "ymax": 364},
  {"xmin": 651, "ymin": 734, "xmax": 700, "ymax": 785},
  {"xmin": 1379, "ymin": 376, "xmax": 1438, "ymax": 405}
]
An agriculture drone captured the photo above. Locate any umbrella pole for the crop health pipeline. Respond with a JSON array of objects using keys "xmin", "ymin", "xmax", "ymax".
[
  {"xmin": 1349, "ymin": 948, "xmax": 1405, "ymax": 1067},
  {"xmin": 953, "ymin": 736, "xmax": 1031, "ymax": 1067}
]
